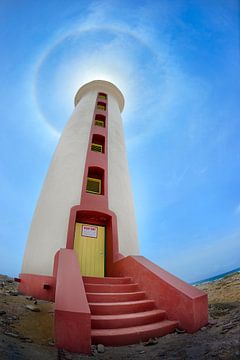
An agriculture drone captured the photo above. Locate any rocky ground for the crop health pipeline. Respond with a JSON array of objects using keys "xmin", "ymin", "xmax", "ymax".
[{"xmin": 0, "ymin": 272, "xmax": 239, "ymax": 360}]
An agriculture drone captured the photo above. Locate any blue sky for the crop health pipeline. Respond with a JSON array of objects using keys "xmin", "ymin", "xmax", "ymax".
[{"xmin": 0, "ymin": 0, "xmax": 239, "ymax": 282}]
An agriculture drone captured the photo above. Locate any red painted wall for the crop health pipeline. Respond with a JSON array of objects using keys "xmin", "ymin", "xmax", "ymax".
[
  {"xmin": 111, "ymin": 255, "xmax": 208, "ymax": 332},
  {"xmin": 80, "ymin": 95, "xmax": 108, "ymax": 209},
  {"xmin": 19, "ymin": 274, "xmax": 55, "ymax": 302},
  {"xmin": 66, "ymin": 206, "xmax": 123, "ymax": 275},
  {"xmin": 54, "ymin": 249, "xmax": 91, "ymax": 354}
]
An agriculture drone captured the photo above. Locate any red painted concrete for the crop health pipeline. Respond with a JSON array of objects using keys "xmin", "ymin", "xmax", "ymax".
[
  {"xmin": 85, "ymin": 275, "xmax": 178, "ymax": 346},
  {"xmin": 83, "ymin": 276, "xmax": 132, "ymax": 284},
  {"xmin": 55, "ymin": 311, "xmax": 90, "ymax": 353},
  {"xmin": 80, "ymin": 94, "xmax": 109, "ymax": 210},
  {"xmin": 110, "ymin": 255, "xmax": 208, "ymax": 333},
  {"xmin": 54, "ymin": 248, "xmax": 91, "ymax": 354},
  {"xmin": 53, "ymin": 250, "xmax": 60, "ymax": 278},
  {"xmin": 91, "ymin": 320, "xmax": 178, "ymax": 346},
  {"xmin": 89, "ymin": 299, "xmax": 155, "ymax": 315},
  {"xmin": 86, "ymin": 291, "xmax": 146, "ymax": 303},
  {"xmin": 18, "ymin": 274, "xmax": 55, "ymax": 301},
  {"xmin": 91, "ymin": 309, "xmax": 166, "ymax": 329},
  {"xmin": 66, "ymin": 206, "xmax": 123, "ymax": 275},
  {"xmin": 84, "ymin": 283, "xmax": 139, "ymax": 293}
]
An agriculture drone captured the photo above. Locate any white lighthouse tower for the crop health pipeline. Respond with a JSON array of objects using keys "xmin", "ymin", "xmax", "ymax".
[
  {"xmin": 21, "ymin": 80, "xmax": 139, "ymax": 278},
  {"xmin": 19, "ymin": 80, "xmax": 208, "ymax": 354}
]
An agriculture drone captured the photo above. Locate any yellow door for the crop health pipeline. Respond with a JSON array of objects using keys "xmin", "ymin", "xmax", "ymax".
[{"xmin": 74, "ymin": 223, "xmax": 105, "ymax": 277}]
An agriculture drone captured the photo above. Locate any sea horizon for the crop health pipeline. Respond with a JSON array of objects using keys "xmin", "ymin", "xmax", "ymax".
[{"xmin": 192, "ymin": 266, "xmax": 240, "ymax": 286}]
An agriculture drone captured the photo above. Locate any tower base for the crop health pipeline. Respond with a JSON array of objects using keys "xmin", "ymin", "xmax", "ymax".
[{"xmin": 19, "ymin": 250, "xmax": 208, "ymax": 354}]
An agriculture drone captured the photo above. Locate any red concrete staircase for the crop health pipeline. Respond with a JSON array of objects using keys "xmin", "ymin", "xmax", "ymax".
[{"xmin": 83, "ymin": 275, "xmax": 179, "ymax": 346}]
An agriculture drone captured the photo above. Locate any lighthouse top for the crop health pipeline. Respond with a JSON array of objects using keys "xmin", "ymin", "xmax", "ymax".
[{"xmin": 74, "ymin": 80, "xmax": 125, "ymax": 112}]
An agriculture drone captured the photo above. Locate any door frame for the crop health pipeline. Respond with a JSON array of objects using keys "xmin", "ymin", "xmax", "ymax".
[{"xmin": 66, "ymin": 206, "xmax": 123, "ymax": 276}]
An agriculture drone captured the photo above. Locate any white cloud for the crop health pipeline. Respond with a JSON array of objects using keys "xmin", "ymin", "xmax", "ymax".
[
  {"xmin": 159, "ymin": 230, "xmax": 240, "ymax": 282},
  {"xmin": 235, "ymin": 203, "xmax": 240, "ymax": 215}
]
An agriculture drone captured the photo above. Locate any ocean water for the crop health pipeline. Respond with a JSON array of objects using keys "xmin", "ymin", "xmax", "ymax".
[{"xmin": 192, "ymin": 266, "xmax": 240, "ymax": 285}]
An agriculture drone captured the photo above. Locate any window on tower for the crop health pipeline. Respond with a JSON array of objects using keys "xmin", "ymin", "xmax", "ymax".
[
  {"xmin": 97, "ymin": 102, "xmax": 106, "ymax": 111},
  {"xmin": 91, "ymin": 134, "xmax": 105, "ymax": 153},
  {"xmin": 86, "ymin": 167, "xmax": 104, "ymax": 195},
  {"xmin": 98, "ymin": 92, "xmax": 107, "ymax": 100},
  {"xmin": 95, "ymin": 114, "xmax": 106, "ymax": 127}
]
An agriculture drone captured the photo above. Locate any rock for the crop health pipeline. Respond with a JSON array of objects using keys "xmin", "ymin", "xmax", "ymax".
[
  {"xmin": 26, "ymin": 305, "xmax": 40, "ymax": 312},
  {"xmin": 0, "ymin": 310, "xmax": 6, "ymax": 316},
  {"xmin": 201, "ymin": 326, "xmax": 207, "ymax": 331},
  {"xmin": 0, "ymin": 318, "xmax": 8, "ymax": 325},
  {"xmin": 210, "ymin": 352, "xmax": 218, "ymax": 357},
  {"xmin": 143, "ymin": 337, "xmax": 158, "ymax": 346},
  {"xmin": 139, "ymin": 350, "xmax": 145, "ymax": 354},
  {"xmin": 56, "ymin": 350, "xmax": 72, "ymax": 360},
  {"xmin": 62, "ymin": 351, "xmax": 72, "ymax": 359},
  {"xmin": 48, "ymin": 339, "xmax": 55, "ymax": 346},
  {"xmin": 175, "ymin": 328, "xmax": 186, "ymax": 334},
  {"xmin": 26, "ymin": 296, "xmax": 33, "ymax": 300},
  {"xmin": 97, "ymin": 344, "xmax": 105, "ymax": 353},
  {"xmin": 221, "ymin": 322, "xmax": 234, "ymax": 333},
  {"xmin": 58, "ymin": 349, "xmax": 72, "ymax": 360},
  {"xmin": 91, "ymin": 345, "xmax": 97, "ymax": 355},
  {"xmin": 6, "ymin": 279, "xmax": 14, "ymax": 283},
  {"xmin": 20, "ymin": 336, "xmax": 32, "ymax": 343},
  {"xmin": 24, "ymin": 338, "xmax": 33, "ymax": 343},
  {"xmin": 6, "ymin": 316, "xmax": 17, "ymax": 321},
  {"xmin": 34, "ymin": 300, "xmax": 38, "ymax": 305},
  {"xmin": 9, "ymin": 291, "xmax": 19, "ymax": 296},
  {"xmin": 4, "ymin": 331, "xmax": 19, "ymax": 338},
  {"xmin": 208, "ymin": 319, "xmax": 217, "ymax": 325}
]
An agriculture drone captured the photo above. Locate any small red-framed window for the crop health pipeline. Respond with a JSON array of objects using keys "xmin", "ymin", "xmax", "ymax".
[
  {"xmin": 97, "ymin": 102, "xmax": 106, "ymax": 111},
  {"xmin": 98, "ymin": 92, "xmax": 107, "ymax": 100},
  {"xmin": 86, "ymin": 167, "xmax": 104, "ymax": 195},
  {"xmin": 91, "ymin": 134, "xmax": 105, "ymax": 153},
  {"xmin": 95, "ymin": 114, "xmax": 106, "ymax": 127}
]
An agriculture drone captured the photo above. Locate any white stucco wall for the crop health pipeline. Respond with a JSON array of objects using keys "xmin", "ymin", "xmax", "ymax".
[
  {"xmin": 108, "ymin": 95, "xmax": 139, "ymax": 256},
  {"xmin": 21, "ymin": 92, "xmax": 96, "ymax": 275}
]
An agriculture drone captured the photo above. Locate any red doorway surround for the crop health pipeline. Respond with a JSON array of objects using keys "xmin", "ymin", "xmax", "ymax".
[{"xmin": 66, "ymin": 205, "xmax": 123, "ymax": 276}]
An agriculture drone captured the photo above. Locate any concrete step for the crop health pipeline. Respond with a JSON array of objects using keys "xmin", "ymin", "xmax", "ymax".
[
  {"xmin": 84, "ymin": 283, "xmax": 139, "ymax": 293},
  {"xmin": 86, "ymin": 291, "xmax": 146, "ymax": 303},
  {"xmin": 89, "ymin": 299, "xmax": 155, "ymax": 315},
  {"xmin": 83, "ymin": 276, "xmax": 132, "ymax": 284},
  {"xmin": 91, "ymin": 309, "xmax": 166, "ymax": 329},
  {"xmin": 91, "ymin": 320, "xmax": 179, "ymax": 346}
]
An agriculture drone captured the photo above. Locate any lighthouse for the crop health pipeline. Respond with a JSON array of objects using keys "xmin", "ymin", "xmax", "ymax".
[
  {"xmin": 19, "ymin": 80, "xmax": 208, "ymax": 354},
  {"xmin": 21, "ymin": 80, "xmax": 139, "ymax": 278}
]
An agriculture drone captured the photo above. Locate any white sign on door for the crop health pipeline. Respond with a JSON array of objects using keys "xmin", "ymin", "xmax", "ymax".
[{"xmin": 82, "ymin": 225, "xmax": 98, "ymax": 238}]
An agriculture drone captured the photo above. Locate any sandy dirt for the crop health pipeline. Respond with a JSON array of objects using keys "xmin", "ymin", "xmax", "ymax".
[{"xmin": 0, "ymin": 273, "xmax": 239, "ymax": 359}]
